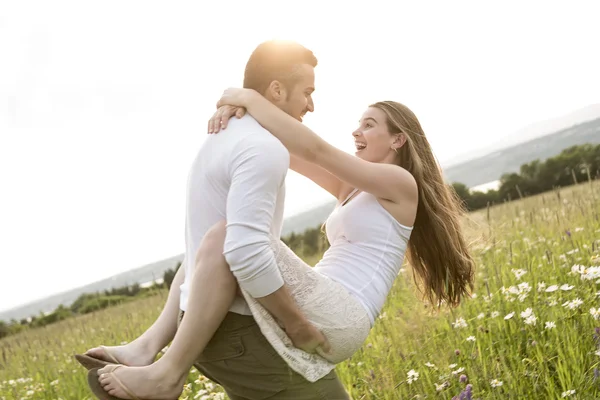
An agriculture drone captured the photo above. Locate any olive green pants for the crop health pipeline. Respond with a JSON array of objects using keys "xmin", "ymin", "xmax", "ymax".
[{"xmin": 177, "ymin": 311, "xmax": 350, "ymax": 400}]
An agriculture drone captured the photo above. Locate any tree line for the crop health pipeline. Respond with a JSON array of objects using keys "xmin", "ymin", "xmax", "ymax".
[
  {"xmin": 451, "ymin": 143, "xmax": 600, "ymax": 211},
  {"xmin": 0, "ymin": 270, "xmax": 179, "ymax": 339}
]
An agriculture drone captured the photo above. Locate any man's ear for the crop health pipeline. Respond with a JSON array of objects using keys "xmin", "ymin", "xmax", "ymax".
[{"xmin": 266, "ymin": 80, "xmax": 287, "ymax": 102}]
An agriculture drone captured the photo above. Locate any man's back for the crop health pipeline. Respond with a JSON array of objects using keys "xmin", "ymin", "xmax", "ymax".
[{"xmin": 179, "ymin": 114, "xmax": 288, "ymax": 314}]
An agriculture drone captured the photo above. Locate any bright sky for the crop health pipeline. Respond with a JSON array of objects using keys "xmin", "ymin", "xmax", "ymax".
[{"xmin": 1, "ymin": 1, "xmax": 599, "ymax": 313}]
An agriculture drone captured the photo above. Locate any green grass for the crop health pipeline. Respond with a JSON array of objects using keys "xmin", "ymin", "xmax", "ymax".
[{"xmin": 2, "ymin": 182, "xmax": 600, "ymax": 399}]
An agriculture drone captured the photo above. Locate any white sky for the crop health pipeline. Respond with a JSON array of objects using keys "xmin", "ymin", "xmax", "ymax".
[{"xmin": 1, "ymin": 1, "xmax": 599, "ymax": 313}]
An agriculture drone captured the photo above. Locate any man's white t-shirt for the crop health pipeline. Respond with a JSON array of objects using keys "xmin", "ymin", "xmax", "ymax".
[{"xmin": 179, "ymin": 114, "xmax": 289, "ymax": 315}]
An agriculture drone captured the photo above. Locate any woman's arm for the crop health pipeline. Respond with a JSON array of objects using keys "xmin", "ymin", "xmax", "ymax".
[
  {"xmin": 207, "ymin": 104, "xmax": 346, "ymax": 200},
  {"xmin": 219, "ymin": 88, "xmax": 416, "ymax": 204}
]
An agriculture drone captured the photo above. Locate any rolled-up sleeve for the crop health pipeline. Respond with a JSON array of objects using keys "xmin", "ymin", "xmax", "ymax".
[{"xmin": 222, "ymin": 137, "xmax": 290, "ymax": 298}]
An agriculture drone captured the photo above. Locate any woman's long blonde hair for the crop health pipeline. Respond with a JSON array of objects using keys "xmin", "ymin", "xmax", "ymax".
[{"xmin": 371, "ymin": 101, "xmax": 475, "ymax": 308}]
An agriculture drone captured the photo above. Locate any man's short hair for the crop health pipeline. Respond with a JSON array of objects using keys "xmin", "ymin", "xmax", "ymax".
[{"xmin": 244, "ymin": 40, "xmax": 318, "ymax": 94}]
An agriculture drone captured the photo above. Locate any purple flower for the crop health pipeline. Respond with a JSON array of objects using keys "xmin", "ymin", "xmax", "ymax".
[
  {"xmin": 455, "ymin": 349, "xmax": 461, "ymax": 356},
  {"xmin": 454, "ymin": 384, "xmax": 473, "ymax": 400},
  {"xmin": 460, "ymin": 374, "xmax": 468, "ymax": 383}
]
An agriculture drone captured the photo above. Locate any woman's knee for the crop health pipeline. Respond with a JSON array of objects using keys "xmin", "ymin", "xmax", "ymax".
[
  {"xmin": 196, "ymin": 220, "xmax": 227, "ymax": 263},
  {"xmin": 206, "ymin": 220, "xmax": 227, "ymax": 242}
]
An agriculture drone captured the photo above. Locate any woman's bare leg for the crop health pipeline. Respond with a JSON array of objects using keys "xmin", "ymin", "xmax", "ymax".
[
  {"xmin": 84, "ymin": 262, "xmax": 186, "ymax": 367},
  {"xmin": 97, "ymin": 220, "xmax": 236, "ymax": 399}
]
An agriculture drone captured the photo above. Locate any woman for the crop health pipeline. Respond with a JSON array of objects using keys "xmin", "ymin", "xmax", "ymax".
[{"xmin": 92, "ymin": 89, "xmax": 475, "ymax": 400}]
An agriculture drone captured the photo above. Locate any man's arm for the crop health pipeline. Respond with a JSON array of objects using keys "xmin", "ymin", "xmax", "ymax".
[
  {"xmin": 222, "ymin": 137, "xmax": 288, "ymax": 297},
  {"xmin": 222, "ymin": 136, "xmax": 329, "ymax": 352}
]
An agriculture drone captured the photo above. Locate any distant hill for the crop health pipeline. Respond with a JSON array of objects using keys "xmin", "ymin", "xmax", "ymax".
[
  {"xmin": 443, "ymin": 103, "xmax": 600, "ymax": 167},
  {"xmin": 3, "ymin": 116, "xmax": 600, "ymax": 323},
  {"xmin": 0, "ymin": 254, "xmax": 184, "ymax": 323},
  {"xmin": 443, "ymin": 117, "xmax": 600, "ymax": 188}
]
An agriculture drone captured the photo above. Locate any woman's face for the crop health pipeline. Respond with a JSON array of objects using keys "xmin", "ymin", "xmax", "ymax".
[{"xmin": 353, "ymin": 107, "xmax": 398, "ymax": 163}]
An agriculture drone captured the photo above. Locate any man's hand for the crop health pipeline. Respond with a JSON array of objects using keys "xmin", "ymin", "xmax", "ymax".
[
  {"xmin": 207, "ymin": 105, "xmax": 246, "ymax": 134},
  {"xmin": 284, "ymin": 319, "xmax": 332, "ymax": 355}
]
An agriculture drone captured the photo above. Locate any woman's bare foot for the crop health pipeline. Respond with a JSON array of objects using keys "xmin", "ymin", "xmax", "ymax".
[
  {"xmin": 85, "ymin": 338, "xmax": 157, "ymax": 367},
  {"xmin": 97, "ymin": 362, "xmax": 186, "ymax": 400}
]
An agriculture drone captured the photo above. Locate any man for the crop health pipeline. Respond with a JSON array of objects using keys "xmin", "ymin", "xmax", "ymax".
[{"xmin": 80, "ymin": 40, "xmax": 350, "ymax": 399}]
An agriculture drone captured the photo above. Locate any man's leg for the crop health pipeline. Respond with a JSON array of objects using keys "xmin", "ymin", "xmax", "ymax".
[
  {"xmin": 191, "ymin": 312, "xmax": 350, "ymax": 400},
  {"xmin": 84, "ymin": 259, "xmax": 186, "ymax": 366}
]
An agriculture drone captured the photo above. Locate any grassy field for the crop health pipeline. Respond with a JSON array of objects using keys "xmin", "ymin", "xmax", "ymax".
[{"xmin": 2, "ymin": 182, "xmax": 600, "ymax": 399}]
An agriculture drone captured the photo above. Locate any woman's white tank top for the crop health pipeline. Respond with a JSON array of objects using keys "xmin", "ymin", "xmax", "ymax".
[{"xmin": 314, "ymin": 188, "xmax": 413, "ymax": 326}]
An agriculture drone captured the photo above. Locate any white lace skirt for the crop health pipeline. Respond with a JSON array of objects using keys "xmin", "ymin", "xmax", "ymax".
[{"xmin": 239, "ymin": 237, "xmax": 372, "ymax": 383}]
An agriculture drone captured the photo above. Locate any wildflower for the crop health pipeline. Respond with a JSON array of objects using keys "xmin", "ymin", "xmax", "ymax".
[
  {"xmin": 560, "ymin": 284, "xmax": 574, "ymax": 291},
  {"xmin": 581, "ymin": 266, "xmax": 600, "ymax": 281},
  {"xmin": 561, "ymin": 389, "xmax": 576, "ymax": 397},
  {"xmin": 407, "ymin": 369, "xmax": 419, "ymax": 384},
  {"xmin": 520, "ymin": 308, "xmax": 533, "ymax": 318},
  {"xmin": 490, "ymin": 379, "xmax": 503, "ymax": 387},
  {"xmin": 491, "ymin": 311, "xmax": 500, "ymax": 318},
  {"xmin": 571, "ymin": 264, "xmax": 586, "ymax": 275},
  {"xmin": 537, "ymin": 282, "xmax": 547, "ymax": 292},
  {"xmin": 449, "ymin": 364, "xmax": 458, "ymax": 369},
  {"xmin": 452, "ymin": 367, "xmax": 465, "ymax": 375},
  {"xmin": 517, "ymin": 283, "xmax": 531, "ymax": 301},
  {"xmin": 477, "ymin": 313, "xmax": 485, "ymax": 319},
  {"xmin": 504, "ymin": 312, "xmax": 515, "ymax": 320},
  {"xmin": 452, "ymin": 317, "xmax": 468, "ymax": 329},
  {"xmin": 425, "ymin": 362, "xmax": 436, "ymax": 368},
  {"xmin": 466, "ymin": 336, "xmax": 476, "ymax": 342},
  {"xmin": 545, "ymin": 321, "xmax": 556, "ymax": 329},
  {"xmin": 435, "ymin": 381, "xmax": 449, "ymax": 391},
  {"xmin": 512, "ymin": 268, "xmax": 527, "ymax": 280},
  {"xmin": 459, "ymin": 374, "xmax": 468, "ymax": 383},
  {"xmin": 591, "ymin": 308, "xmax": 600, "ymax": 320},
  {"xmin": 563, "ymin": 298, "xmax": 584, "ymax": 310},
  {"xmin": 545, "ymin": 285, "xmax": 559, "ymax": 293}
]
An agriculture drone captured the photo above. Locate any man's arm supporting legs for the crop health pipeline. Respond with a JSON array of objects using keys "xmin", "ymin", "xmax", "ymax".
[
  {"xmin": 254, "ymin": 285, "xmax": 331, "ymax": 353},
  {"xmin": 224, "ymin": 137, "xmax": 329, "ymax": 353}
]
